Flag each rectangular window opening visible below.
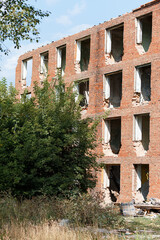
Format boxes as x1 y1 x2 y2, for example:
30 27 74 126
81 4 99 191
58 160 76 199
134 164 149 201
76 37 90 72
106 25 124 62
74 79 89 107
40 52 48 76
105 118 121 154
135 64 151 102
57 45 66 75
103 165 120 202
22 58 33 87
104 72 122 108
134 114 150 151
20 92 31 100
137 14 152 52
26 93 31 99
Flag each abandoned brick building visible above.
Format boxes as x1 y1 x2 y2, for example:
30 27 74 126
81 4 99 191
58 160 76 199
15 0 160 203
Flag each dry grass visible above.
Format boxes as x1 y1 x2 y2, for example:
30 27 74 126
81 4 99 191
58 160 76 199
2 194 159 239
0 221 120 240
0 193 124 229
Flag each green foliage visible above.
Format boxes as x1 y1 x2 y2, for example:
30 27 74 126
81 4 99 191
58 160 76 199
0 76 100 198
0 0 50 54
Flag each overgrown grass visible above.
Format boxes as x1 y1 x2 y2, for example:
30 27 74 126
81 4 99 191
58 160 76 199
0 193 124 229
125 215 160 232
0 221 125 240
1 193 160 240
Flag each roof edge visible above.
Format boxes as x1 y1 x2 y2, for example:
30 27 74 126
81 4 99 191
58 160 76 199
133 0 160 12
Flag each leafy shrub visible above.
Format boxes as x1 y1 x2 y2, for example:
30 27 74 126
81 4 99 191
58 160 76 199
0 77 100 198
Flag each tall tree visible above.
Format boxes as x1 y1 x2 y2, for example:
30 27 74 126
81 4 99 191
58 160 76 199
0 76 100 198
0 0 50 54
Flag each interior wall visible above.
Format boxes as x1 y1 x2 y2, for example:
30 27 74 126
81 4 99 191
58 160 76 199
61 47 66 73
80 38 90 71
142 15 152 52
142 114 150 151
110 72 122 107
134 164 149 202
103 165 120 203
110 118 121 154
141 65 151 101
111 26 123 62
79 80 89 107
110 165 120 199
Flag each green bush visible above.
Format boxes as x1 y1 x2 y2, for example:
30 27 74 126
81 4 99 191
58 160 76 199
0 77 100 198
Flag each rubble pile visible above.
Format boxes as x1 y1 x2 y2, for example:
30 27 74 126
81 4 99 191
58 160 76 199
121 198 160 217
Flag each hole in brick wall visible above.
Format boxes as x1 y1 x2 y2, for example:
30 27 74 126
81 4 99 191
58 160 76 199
133 64 151 105
142 114 150 151
141 65 151 102
21 92 31 100
137 14 152 53
40 52 48 77
104 71 122 108
103 165 120 203
106 25 124 63
110 119 121 154
80 38 90 71
61 47 66 74
74 79 89 108
22 58 33 88
57 45 66 75
133 164 149 203
75 37 90 72
79 80 89 107
104 118 121 155
133 114 150 156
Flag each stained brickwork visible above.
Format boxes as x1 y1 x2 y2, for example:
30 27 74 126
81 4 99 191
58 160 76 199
15 0 160 202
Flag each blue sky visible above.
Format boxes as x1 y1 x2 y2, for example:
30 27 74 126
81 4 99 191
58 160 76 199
0 0 148 85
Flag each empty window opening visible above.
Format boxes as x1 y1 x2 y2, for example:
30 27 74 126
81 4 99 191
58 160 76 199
76 37 90 72
104 72 122 108
106 25 124 62
40 52 48 77
133 164 149 203
104 118 121 155
20 92 31 101
103 165 120 203
137 14 152 52
26 93 31 99
22 58 33 87
57 45 66 75
55 83 65 100
74 79 89 108
133 64 151 105
133 114 150 156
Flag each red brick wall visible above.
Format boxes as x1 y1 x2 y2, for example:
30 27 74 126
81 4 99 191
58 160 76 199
15 0 160 202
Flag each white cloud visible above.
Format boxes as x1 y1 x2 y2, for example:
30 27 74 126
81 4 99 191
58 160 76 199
56 15 72 25
51 32 68 41
68 1 86 16
51 24 91 42
69 24 91 35
56 1 86 26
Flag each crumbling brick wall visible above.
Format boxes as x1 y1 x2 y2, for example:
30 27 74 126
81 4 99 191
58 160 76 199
15 0 160 203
